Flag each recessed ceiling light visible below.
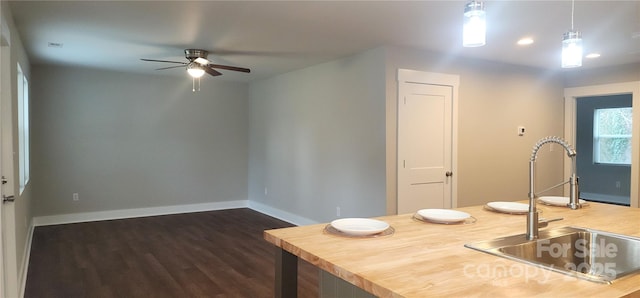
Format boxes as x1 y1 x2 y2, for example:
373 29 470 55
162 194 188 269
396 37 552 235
517 38 534 46
585 53 601 59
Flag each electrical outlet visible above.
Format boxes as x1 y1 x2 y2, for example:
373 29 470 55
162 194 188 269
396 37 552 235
73 193 79 201
517 126 525 136
264 187 268 195
336 206 341 217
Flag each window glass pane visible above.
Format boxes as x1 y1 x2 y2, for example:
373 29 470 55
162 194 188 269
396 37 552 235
24 76 29 185
594 107 632 165
595 137 632 164
17 63 30 193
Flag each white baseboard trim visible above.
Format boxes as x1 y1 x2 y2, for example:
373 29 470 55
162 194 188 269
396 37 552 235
19 222 35 298
248 201 318 226
32 200 250 226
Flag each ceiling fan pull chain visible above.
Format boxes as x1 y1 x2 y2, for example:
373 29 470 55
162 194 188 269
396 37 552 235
192 76 202 92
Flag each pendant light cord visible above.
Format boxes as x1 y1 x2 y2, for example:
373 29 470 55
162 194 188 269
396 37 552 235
571 0 575 30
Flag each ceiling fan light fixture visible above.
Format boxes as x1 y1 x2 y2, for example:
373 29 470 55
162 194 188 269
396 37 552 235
463 0 486 47
194 57 209 65
141 49 250 85
187 62 205 78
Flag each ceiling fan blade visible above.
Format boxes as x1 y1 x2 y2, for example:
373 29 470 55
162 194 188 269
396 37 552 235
141 58 186 65
155 65 185 71
208 63 251 73
203 65 222 76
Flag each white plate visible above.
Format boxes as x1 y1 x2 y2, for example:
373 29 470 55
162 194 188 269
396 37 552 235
486 201 529 214
539 196 586 206
417 209 471 223
330 218 390 236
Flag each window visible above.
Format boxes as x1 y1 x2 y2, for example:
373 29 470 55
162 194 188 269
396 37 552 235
17 63 29 193
593 107 632 165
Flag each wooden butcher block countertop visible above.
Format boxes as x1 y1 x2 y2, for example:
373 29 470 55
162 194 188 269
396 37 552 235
264 201 640 297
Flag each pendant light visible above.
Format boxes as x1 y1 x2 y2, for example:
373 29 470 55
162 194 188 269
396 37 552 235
463 0 486 47
561 0 583 68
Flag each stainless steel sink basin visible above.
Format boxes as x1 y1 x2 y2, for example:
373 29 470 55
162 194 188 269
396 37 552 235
465 226 640 283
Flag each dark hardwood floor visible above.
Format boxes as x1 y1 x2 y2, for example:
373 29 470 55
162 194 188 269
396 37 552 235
25 208 319 298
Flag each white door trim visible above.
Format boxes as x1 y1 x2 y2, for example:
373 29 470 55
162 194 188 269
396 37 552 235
397 69 459 208
564 81 640 208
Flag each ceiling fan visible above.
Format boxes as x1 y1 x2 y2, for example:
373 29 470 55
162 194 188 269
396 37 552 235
141 49 251 78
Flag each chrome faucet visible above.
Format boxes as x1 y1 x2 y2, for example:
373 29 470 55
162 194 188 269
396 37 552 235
527 136 581 240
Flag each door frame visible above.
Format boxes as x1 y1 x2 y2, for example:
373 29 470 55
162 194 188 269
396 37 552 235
564 81 640 208
396 69 459 210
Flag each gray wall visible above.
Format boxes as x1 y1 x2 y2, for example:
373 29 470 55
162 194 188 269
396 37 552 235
384 46 567 211
563 63 640 88
31 66 249 216
247 45 570 222
27 47 638 224
248 48 387 223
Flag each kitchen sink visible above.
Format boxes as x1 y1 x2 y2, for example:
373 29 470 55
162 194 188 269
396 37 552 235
465 226 640 283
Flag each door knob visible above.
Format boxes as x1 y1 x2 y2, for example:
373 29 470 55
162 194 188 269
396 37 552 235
3 195 15 203
445 171 453 177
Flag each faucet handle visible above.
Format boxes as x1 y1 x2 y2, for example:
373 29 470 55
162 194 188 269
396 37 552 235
538 217 563 228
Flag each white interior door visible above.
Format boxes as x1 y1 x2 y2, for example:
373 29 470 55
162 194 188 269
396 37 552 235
397 70 455 214
0 41 18 298
0 42 7 298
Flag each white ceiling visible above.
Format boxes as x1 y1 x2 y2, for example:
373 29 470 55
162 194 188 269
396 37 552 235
8 0 640 82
